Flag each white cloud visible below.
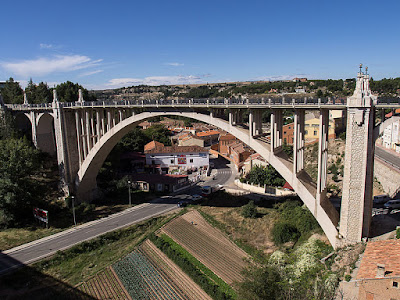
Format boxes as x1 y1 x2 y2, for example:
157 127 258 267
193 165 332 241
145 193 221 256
106 75 204 88
79 69 104 77
40 43 54 49
1 55 103 77
164 62 184 67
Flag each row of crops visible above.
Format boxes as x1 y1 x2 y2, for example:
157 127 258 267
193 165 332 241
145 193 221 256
149 232 236 300
162 217 246 284
77 267 129 299
113 248 188 300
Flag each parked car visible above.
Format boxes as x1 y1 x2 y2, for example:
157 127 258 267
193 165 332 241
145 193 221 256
190 194 203 203
373 194 390 204
177 200 189 208
384 199 400 210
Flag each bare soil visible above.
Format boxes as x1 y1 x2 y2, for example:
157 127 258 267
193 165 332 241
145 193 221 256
161 210 250 284
141 239 212 300
199 206 279 255
77 267 131 300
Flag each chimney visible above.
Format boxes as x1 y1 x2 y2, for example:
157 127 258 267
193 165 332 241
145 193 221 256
376 264 385 278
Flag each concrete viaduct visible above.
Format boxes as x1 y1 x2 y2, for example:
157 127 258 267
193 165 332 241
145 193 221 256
2 69 400 249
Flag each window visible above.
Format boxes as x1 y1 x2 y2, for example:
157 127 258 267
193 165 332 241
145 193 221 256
305 130 308 135
152 160 155 165
314 131 317 136
170 159 174 164
284 138 287 144
393 281 398 288
284 131 287 134
190 159 193 163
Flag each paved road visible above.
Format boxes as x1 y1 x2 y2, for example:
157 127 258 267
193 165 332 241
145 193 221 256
0 156 237 275
0 201 180 275
375 146 400 170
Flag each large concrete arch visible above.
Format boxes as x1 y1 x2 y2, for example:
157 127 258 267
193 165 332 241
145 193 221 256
36 113 57 156
76 110 339 247
14 113 32 138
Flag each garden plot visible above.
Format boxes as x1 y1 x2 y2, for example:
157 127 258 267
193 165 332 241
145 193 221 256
77 267 131 299
113 248 189 300
141 239 212 300
161 210 249 284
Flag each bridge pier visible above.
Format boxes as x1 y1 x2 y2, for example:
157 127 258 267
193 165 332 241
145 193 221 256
270 109 283 154
293 109 305 175
316 109 329 211
339 70 376 245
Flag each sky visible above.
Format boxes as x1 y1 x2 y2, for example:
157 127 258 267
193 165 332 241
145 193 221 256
1 0 399 90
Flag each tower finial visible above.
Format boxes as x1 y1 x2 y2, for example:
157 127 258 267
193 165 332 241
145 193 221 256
359 63 363 74
365 66 368 75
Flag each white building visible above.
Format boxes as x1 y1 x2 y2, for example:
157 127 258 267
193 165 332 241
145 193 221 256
383 119 400 153
145 145 209 174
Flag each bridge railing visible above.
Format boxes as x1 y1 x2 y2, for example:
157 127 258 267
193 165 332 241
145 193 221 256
8 96 400 110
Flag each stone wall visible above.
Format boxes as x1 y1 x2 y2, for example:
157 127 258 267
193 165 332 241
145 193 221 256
374 158 400 197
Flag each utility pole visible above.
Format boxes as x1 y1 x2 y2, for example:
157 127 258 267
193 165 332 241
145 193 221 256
71 196 76 226
128 181 131 206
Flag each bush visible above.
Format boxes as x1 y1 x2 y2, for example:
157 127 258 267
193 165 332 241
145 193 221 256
241 201 257 218
397 227 400 239
345 274 351 282
272 222 300 245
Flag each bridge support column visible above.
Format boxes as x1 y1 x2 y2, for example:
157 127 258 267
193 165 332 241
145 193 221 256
30 111 38 147
293 109 305 175
316 109 329 206
271 109 283 154
75 111 83 166
229 111 233 126
249 110 254 138
339 70 376 245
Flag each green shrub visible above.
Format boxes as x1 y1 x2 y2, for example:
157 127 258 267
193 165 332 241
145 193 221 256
241 201 257 218
272 222 300 245
396 227 400 239
345 274 351 282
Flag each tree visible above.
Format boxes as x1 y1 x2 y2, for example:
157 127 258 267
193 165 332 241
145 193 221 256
24 79 52 104
0 78 23 104
144 124 172 146
241 200 257 218
245 165 285 187
0 138 41 227
55 81 96 102
118 127 151 152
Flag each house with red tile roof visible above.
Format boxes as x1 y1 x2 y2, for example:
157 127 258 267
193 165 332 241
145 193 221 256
196 130 220 146
144 140 164 152
356 239 400 300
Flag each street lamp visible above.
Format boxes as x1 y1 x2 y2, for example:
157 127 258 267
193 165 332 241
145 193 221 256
128 180 131 206
71 196 76 226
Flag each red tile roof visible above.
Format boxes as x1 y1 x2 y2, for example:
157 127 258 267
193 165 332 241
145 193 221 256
196 130 220 137
357 240 400 279
219 133 236 141
144 140 164 151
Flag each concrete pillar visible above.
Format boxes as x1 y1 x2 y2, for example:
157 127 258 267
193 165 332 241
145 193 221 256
119 110 123 123
249 110 254 138
90 111 96 146
107 110 112 131
340 71 376 245
229 111 233 126
96 110 101 143
30 112 38 147
101 110 105 138
271 109 283 153
293 109 305 175
75 111 83 166
316 109 329 205
81 112 88 159
85 110 92 152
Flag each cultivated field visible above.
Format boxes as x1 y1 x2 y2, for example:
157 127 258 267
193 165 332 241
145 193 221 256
77 267 130 299
141 240 212 300
161 210 250 284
